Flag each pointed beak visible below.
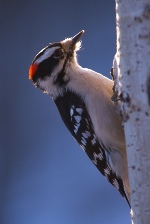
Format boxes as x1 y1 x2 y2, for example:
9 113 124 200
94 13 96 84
69 30 85 49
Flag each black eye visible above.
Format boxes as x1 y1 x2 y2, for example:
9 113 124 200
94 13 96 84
53 49 64 59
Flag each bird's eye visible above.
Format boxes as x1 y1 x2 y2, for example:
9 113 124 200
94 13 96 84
53 49 64 59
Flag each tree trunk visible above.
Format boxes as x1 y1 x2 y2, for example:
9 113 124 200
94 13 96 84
114 1 150 223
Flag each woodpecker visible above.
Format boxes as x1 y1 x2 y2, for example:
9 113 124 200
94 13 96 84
29 30 130 206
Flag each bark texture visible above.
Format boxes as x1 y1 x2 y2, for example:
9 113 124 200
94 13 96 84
115 1 150 223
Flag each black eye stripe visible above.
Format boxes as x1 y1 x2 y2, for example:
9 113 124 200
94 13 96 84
32 56 60 82
53 49 65 59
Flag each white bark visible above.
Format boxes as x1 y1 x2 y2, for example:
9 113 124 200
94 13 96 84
115 1 150 223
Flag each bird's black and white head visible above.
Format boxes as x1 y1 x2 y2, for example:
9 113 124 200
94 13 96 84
29 30 84 98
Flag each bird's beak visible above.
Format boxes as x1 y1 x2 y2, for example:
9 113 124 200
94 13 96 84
69 30 85 49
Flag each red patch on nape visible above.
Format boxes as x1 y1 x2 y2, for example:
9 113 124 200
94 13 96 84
29 63 38 79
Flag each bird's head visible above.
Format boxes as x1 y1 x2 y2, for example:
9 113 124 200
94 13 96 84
29 30 84 98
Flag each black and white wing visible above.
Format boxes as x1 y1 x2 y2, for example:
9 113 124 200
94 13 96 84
55 91 130 206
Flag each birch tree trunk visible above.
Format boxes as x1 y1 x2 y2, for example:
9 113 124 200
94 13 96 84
114 1 150 223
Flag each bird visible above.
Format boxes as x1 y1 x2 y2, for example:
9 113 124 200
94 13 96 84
29 30 130 206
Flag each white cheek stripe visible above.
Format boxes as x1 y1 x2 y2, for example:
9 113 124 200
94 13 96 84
35 46 60 64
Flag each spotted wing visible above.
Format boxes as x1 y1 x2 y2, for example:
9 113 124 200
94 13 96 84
55 91 130 206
